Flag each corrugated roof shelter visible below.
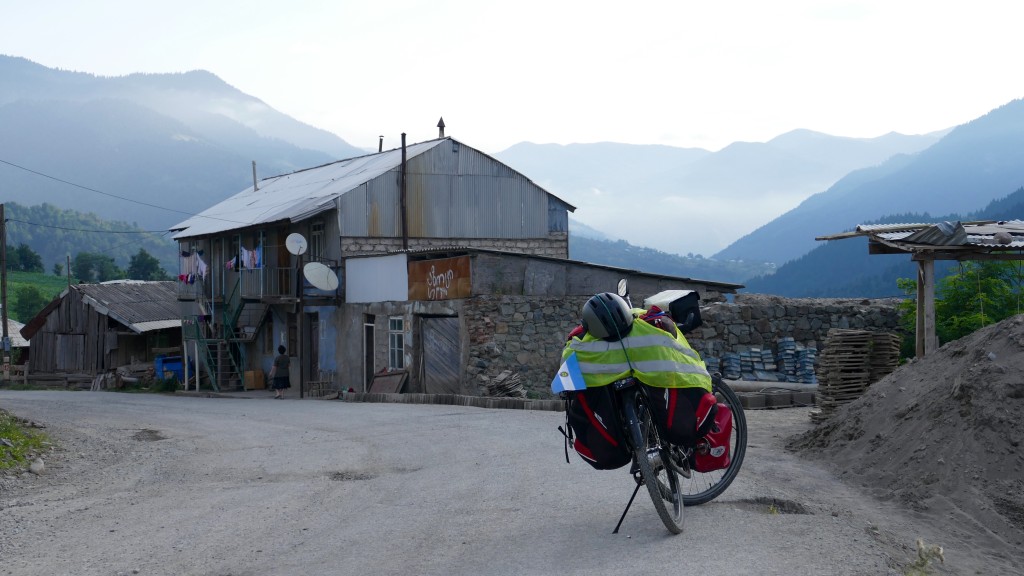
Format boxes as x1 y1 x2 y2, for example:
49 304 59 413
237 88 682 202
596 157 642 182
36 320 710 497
817 220 1024 355
21 280 182 377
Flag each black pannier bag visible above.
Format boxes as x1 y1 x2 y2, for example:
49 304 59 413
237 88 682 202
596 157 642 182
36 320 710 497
642 384 715 447
564 386 631 470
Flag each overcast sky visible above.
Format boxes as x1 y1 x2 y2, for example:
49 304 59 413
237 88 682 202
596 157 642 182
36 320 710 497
4 0 1024 154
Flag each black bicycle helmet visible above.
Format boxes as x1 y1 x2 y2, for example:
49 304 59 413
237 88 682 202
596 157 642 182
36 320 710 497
581 292 634 341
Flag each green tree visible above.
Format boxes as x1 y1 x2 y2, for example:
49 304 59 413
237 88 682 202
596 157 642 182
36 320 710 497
897 261 1024 356
5 243 44 273
12 285 51 323
126 248 170 281
52 262 64 276
72 252 124 282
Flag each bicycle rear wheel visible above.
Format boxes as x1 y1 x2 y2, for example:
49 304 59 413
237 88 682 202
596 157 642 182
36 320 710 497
680 379 747 506
633 395 684 533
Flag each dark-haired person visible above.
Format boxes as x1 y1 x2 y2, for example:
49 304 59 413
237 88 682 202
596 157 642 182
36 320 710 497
268 345 291 399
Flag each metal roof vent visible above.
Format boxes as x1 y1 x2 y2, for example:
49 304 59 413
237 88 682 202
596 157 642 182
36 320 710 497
437 117 445 138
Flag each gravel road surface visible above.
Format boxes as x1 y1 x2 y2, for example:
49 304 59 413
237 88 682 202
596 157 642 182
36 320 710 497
0 390 968 575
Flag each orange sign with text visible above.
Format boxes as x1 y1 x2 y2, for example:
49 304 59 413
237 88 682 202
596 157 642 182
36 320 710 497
408 256 471 301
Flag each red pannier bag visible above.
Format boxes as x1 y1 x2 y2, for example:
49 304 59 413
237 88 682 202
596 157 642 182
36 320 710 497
693 400 732 473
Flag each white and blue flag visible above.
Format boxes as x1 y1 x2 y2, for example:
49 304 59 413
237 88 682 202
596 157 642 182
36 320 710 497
550 352 586 393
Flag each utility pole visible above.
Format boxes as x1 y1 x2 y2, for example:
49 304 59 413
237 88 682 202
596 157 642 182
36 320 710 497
1 203 10 379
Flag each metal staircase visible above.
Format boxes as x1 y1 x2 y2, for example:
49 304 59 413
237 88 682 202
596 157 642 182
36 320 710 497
187 281 249 390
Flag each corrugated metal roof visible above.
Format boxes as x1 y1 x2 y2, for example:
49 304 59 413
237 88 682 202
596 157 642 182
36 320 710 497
170 137 574 240
131 320 182 332
821 220 1024 252
5 318 30 347
77 280 181 334
855 223 934 233
171 139 447 239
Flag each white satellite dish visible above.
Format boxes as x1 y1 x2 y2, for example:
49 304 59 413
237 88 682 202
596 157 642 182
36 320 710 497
285 233 308 255
303 262 339 291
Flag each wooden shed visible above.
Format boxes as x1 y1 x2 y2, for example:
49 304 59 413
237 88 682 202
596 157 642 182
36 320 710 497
20 280 182 377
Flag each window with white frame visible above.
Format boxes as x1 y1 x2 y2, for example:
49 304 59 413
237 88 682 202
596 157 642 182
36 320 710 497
388 316 405 370
310 220 325 262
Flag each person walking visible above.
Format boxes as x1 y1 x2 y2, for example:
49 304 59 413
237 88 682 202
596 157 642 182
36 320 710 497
268 345 291 399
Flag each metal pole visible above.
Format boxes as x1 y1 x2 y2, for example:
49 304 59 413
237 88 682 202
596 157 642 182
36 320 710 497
297 248 304 398
1 203 9 378
401 133 408 250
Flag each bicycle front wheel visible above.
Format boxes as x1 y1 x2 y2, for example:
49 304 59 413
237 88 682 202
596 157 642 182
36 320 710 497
634 395 684 534
680 379 747 506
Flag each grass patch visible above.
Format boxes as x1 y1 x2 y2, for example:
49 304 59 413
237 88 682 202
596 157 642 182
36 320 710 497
0 409 50 470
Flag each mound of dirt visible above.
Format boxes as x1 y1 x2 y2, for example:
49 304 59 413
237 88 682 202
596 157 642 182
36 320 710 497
789 314 1024 567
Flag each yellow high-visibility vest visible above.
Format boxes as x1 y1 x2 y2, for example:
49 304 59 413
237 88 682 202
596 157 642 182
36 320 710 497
563 316 711 391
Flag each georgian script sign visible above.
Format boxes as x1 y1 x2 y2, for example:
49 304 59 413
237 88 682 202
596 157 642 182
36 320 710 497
408 256 471 301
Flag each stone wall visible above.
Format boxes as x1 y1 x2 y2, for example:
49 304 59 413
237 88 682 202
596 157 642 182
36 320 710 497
341 235 569 259
687 294 905 361
462 293 906 399
462 295 585 398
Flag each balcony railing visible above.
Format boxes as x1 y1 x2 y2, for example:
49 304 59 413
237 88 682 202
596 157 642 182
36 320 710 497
240 268 297 300
176 277 207 300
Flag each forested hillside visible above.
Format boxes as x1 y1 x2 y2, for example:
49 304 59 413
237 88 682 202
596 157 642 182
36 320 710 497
3 202 177 274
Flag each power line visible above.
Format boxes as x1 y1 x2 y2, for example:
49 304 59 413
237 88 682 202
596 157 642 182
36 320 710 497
0 158 201 216
4 218 170 234
0 158 252 225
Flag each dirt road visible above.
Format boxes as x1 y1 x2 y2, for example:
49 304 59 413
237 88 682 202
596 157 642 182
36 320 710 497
0 390 981 575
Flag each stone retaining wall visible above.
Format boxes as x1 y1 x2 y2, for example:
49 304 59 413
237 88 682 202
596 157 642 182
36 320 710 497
687 294 905 362
463 294 905 399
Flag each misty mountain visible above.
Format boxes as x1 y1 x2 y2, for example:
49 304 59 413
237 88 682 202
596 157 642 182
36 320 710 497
569 235 774 285
569 218 614 241
494 130 941 258
716 98 1024 265
741 186 1024 297
0 55 363 232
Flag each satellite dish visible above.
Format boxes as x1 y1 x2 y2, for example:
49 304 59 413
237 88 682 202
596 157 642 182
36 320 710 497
303 262 339 291
285 233 308 255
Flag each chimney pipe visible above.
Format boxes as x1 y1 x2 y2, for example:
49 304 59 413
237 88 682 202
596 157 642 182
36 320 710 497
400 133 408 250
378 136 384 153
252 161 258 191
437 117 445 138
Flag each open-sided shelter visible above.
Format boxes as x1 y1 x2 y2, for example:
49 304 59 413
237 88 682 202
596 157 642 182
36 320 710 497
817 220 1024 355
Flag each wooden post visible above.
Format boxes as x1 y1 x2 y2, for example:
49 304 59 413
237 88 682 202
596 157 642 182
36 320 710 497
916 258 938 356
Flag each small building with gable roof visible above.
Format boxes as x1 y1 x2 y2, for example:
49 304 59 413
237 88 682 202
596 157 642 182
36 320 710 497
19 280 181 378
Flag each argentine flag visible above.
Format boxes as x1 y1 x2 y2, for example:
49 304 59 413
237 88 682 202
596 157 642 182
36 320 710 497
551 352 586 393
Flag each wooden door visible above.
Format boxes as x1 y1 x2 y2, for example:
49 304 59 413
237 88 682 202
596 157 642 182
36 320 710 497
422 317 460 394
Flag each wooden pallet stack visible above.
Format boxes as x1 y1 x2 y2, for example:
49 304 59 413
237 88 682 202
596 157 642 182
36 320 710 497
811 329 877 423
869 332 902 383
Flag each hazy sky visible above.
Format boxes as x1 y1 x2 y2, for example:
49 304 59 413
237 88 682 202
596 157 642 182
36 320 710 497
4 0 1024 154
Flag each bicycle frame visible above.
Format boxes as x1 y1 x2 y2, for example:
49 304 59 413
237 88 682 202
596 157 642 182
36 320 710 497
608 376 685 534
